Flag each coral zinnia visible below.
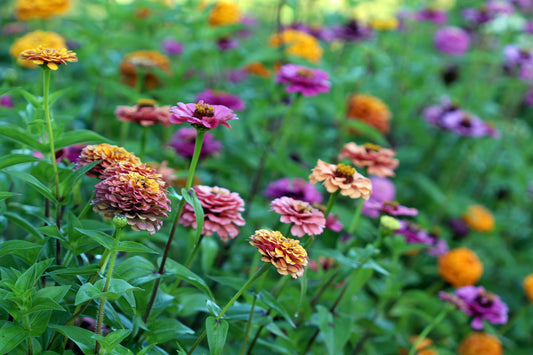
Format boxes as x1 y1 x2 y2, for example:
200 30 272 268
269 29 323 63
92 172 171 235
276 64 331 97
270 197 326 237
338 142 399 177
208 1 241 26
120 50 171 89
19 47 77 70
10 30 67 68
249 229 309 279
462 205 495 232
15 0 70 20
114 99 172 127
309 159 372 200
170 100 238 130
346 94 391 134
458 332 503 355
76 144 141 179
438 247 483 287
179 185 245 242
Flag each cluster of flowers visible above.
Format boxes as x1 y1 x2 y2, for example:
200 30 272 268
76 144 171 235
422 97 500 138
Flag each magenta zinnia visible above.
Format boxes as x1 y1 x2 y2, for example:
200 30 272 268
276 63 331 97
270 197 326 237
179 185 245 242
170 100 238 130
92 171 171 235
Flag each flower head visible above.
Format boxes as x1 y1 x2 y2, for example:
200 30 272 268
346 94 391 134
179 185 245 242
15 0 70 20
276 64 331 97
264 177 323 204
269 29 323 63
394 221 448 256
270 197 326 237
250 229 309 279
76 144 141 179
161 37 184 55
414 8 448 24
440 286 508 330
363 200 418 218
120 50 171 89
170 100 238 130
434 26 470 56
332 19 373 42
400 336 438 355
92 172 171 235
195 89 245 111
246 62 271 77
208 1 241 26
114 99 171 127
462 205 495 232
338 142 399 177
309 160 372 200
438 247 483 287
19 46 77 70
523 274 533 303
10 31 67 68
170 127 222 159
459 332 503 355
0 95 14 108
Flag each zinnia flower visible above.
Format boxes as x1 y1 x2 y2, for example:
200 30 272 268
179 185 245 242
9 30 67 68
338 142 399 177
276 64 331 97
438 247 483 287
434 26 470 56
114 99 172 127
0 95 14 108
523 274 533 303
208 1 241 26
400 336 438 355
195 89 245 111
363 200 418 218
332 19 373 42
414 8 448 24
270 197 326 237
269 29 323 63
458 332 503 355
462 205 495 232
346 94 391 134
170 100 238 130
249 229 309 279
309 159 372 200
264 177 323 204
92 172 171 235
394 221 448 257
19 47 77 70
161 37 184 55
169 127 222 159
76 144 141 179
15 0 70 20
246 62 271 77
440 286 508 330
120 50 171 90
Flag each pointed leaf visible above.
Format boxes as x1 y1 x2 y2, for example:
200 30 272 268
0 154 41 170
206 316 228 355
75 228 115 250
4 211 44 239
8 171 56 202
0 125 46 151
0 192 19 201
165 258 214 300
49 324 96 354
55 130 110 150
116 241 157 254
257 291 295 328
181 188 204 247
0 324 27 354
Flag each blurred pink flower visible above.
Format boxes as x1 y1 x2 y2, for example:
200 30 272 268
170 127 222 159
271 197 326 237
264 177 323 204
115 99 172 127
161 37 184 55
195 88 245 111
276 64 331 97
338 142 399 177
434 26 470 56
170 100 238 130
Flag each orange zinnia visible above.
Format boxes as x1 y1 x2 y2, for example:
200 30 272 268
438 247 483 287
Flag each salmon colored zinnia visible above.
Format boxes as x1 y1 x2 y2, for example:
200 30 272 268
309 159 372 200
458 332 503 355
346 93 392 134
338 142 399 177
462 205 495 232
250 229 309 279
438 247 483 287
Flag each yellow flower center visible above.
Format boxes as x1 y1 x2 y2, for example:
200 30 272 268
335 163 355 178
137 98 157 108
194 102 215 118
364 143 382 151
297 69 314 78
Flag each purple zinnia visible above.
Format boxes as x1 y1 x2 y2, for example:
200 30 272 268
440 110 499 137
276 64 331 97
395 221 448 257
170 100 238 130
0 95 13 108
434 26 470 56
170 127 222 159
264 177 323 204
362 200 418 219
362 176 396 217
161 38 184 56
414 8 448 25
332 19 373 42
440 286 509 330
195 89 245 111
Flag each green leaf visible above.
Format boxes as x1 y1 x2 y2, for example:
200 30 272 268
145 318 194 344
4 212 44 240
75 283 103 305
15 258 54 292
75 228 114 250
55 130 110 150
28 297 65 313
206 299 221 317
8 171 56 202
116 241 157 254
0 125 46 151
0 154 41 170
0 192 19 201
257 291 295 328
59 161 99 201
35 285 70 303
165 258 214 300
0 240 41 259
49 324 96 354
0 324 27 354
95 329 131 353
344 120 387 145
206 316 228 355
16 88 42 107
48 88 70 106
181 188 204 248
93 278 141 302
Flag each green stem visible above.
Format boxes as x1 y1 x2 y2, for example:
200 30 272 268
240 272 268 355
278 94 301 150
119 121 130 147
43 68 62 265
323 190 340 219
95 226 123 354
185 234 205 268
407 307 451 355
143 128 206 323
139 126 148 161
24 315 33 355
187 264 271 355
348 199 364 234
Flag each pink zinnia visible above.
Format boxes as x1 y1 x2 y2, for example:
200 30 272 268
179 185 245 242
434 26 470 56
276 64 331 97
170 100 238 130
338 142 399 177
270 197 326 237
114 99 172 127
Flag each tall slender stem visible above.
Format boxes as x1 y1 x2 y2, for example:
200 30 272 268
407 307 451 355
240 272 267 355
323 190 340 219
139 126 148 161
348 199 364 234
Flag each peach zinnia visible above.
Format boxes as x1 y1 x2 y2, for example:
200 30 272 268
438 247 483 287
270 197 326 237
250 229 309 279
19 47 77 70
309 159 372 200
76 144 141 179
338 142 399 177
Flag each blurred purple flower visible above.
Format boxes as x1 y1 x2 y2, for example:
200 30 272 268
195 89 245 111
395 220 448 257
362 176 396 217
440 286 509 330
170 127 222 159
227 68 248 83
264 177 323 204
284 22 336 42
414 8 448 25
434 26 470 56
524 87 533 107
276 64 331 97
0 95 13 108
332 19 373 42
161 38 184 56
363 200 418 218
448 217 470 239
525 20 533 34
217 37 239 50
325 214 343 232
463 1 514 25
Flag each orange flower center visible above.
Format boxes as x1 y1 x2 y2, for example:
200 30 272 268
335 163 355 178
297 68 314 78
193 102 215 118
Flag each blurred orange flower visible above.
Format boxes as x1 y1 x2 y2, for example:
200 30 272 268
462 205 494 232
10 30 67 68
120 50 171 90
346 94 391 134
269 29 323 63
458 332 502 355
208 1 241 26
15 0 70 20
438 247 483 287
523 274 533 303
